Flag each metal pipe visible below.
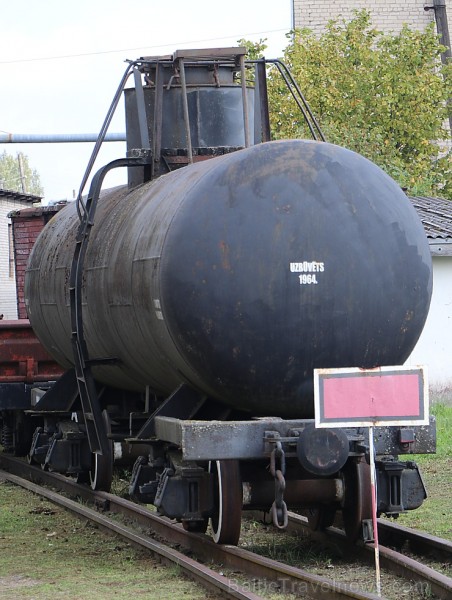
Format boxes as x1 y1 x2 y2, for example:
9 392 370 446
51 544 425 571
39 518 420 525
132 68 151 151
426 0 452 131
239 54 251 148
0 133 126 144
152 62 164 176
178 59 193 164
434 0 452 132
254 60 271 143
433 0 452 65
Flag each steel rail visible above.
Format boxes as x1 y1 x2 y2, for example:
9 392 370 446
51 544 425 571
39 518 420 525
0 468 261 600
0 456 379 600
286 511 452 563
88 494 381 600
286 511 452 600
377 518 452 558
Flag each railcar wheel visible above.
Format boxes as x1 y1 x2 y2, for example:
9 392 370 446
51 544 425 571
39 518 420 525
209 460 242 545
341 459 372 541
89 410 113 492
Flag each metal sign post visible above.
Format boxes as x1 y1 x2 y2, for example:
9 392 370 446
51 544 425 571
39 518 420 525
368 425 381 596
314 365 429 597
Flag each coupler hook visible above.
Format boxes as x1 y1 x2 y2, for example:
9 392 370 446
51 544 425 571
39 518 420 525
270 439 288 529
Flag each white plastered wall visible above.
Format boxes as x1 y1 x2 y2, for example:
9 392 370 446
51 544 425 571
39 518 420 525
406 255 452 392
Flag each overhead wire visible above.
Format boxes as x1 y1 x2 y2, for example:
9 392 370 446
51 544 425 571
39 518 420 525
0 28 287 65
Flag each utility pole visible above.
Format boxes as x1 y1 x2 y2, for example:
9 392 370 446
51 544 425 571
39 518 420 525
17 152 27 193
433 0 452 65
426 0 452 132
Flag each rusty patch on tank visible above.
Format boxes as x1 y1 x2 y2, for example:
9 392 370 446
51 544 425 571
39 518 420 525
218 240 231 270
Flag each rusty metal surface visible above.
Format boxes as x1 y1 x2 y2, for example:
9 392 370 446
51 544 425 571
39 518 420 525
153 416 302 460
0 320 63 384
152 416 436 461
242 478 343 509
370 417 437 455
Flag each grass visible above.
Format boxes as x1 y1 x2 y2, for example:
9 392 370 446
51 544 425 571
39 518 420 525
0 481 218 600
241 520 335 567
394 397 452 540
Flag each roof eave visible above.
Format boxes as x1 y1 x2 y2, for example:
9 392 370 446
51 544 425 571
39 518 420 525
429 239 452 256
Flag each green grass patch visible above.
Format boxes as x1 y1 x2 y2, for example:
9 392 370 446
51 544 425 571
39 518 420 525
393 400 452 540
0 481 216 600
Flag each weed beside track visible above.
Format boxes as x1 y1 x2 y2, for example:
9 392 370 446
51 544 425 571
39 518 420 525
0 479 218 600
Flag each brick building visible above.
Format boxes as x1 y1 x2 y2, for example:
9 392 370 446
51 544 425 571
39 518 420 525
292 0 451 35
9 204 65 319
0 190 41 319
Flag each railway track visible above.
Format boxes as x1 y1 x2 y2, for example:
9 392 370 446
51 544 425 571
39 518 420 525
1 454 451 599
286 512 452 600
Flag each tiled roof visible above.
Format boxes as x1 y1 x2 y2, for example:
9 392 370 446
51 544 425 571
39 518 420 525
410 196 452 240
0 188 42 203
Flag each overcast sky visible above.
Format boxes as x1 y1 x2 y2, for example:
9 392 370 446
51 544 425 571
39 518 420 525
0 0 292 201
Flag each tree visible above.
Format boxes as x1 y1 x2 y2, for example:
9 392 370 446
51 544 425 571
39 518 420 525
263 11 452 199
0 151 44 196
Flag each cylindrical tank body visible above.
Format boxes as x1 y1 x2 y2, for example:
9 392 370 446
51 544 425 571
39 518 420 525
25 140 432 418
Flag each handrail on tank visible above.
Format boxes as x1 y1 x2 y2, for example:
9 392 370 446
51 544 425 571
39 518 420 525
75 60 138 221
75 50 326 222
71 155 152 459
264 59 326 142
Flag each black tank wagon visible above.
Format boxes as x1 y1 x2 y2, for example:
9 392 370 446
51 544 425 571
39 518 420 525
3 48 436 545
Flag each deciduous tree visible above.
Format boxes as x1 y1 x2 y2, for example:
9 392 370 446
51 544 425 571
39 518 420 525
249 11 452 198
0 151 43 196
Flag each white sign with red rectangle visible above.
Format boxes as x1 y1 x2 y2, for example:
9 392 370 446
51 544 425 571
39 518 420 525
314 365 429 428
